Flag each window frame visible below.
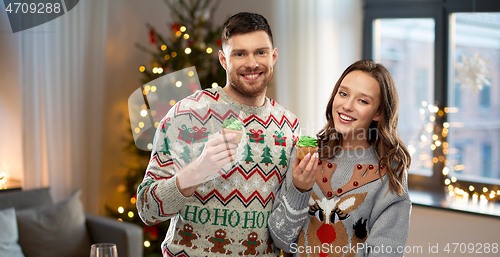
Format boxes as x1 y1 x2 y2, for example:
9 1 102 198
363 0 500 193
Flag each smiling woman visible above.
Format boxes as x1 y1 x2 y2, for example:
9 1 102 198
333 71 381 147
268 60 412 256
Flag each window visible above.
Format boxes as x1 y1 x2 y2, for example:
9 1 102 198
448 12 500 185
480 84 490 109
415 69 429 109
452 145 464 175
373 18 435 177
481 144 492 178
364 0 500 212
453 82 461 108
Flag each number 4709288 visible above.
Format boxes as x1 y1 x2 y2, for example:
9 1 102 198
443 243 498 254
5 2 61 14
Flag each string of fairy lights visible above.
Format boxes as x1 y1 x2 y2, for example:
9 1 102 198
138 25 217 80
412 101 500 205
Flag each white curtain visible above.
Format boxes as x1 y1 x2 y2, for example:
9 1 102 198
20 0 108 213
273 0 363 136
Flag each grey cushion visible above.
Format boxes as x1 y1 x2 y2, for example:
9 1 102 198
0 207 25 257
0 188 52 210
16 189 92 257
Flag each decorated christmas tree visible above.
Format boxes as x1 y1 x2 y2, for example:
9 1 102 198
136 0 226 89
106 1 226 256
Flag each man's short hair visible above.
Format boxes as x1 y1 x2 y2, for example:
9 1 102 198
221 12 273 46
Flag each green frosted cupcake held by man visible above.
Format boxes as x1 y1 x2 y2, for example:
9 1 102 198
222 117 244 143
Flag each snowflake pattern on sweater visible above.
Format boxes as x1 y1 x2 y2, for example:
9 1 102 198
136 87 300 256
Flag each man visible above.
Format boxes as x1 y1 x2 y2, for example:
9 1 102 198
137 12 300 256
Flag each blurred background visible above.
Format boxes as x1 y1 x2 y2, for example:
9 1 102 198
1 0 499 256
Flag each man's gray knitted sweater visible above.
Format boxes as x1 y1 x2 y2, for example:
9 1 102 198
136 87 301 256
268 146 411 257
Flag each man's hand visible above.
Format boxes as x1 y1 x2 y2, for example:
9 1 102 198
176 133 239 196
292 152 319 193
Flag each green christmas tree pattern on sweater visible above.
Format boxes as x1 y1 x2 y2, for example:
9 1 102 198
242 143 254 164
260 145 273 166
180 146 191 163
279 148 288 168
159 137 171 155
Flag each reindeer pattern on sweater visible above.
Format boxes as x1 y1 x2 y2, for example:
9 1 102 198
268 147 411 257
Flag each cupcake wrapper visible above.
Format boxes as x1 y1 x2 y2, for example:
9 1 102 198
296 146 318 159
222 128 243 143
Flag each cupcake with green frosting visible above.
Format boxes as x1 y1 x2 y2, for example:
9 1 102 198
296 136 318 159
222 118 244 143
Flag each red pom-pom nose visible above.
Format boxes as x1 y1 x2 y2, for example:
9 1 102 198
317 224 336 244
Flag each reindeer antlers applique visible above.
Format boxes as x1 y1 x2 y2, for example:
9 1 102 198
336 164 387 196
315 160 337 199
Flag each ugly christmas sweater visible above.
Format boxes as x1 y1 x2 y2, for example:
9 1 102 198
268 146 411 257
136 87 300 257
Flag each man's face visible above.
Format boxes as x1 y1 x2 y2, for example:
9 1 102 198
219 31 277 98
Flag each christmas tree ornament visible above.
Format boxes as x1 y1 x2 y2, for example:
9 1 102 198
149 29 156 44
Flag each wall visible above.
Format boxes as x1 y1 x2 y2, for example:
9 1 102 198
273 0 363 136
407 205 500 257
0 6 23 183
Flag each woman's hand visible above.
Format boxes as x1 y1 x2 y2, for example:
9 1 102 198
292 152 319 193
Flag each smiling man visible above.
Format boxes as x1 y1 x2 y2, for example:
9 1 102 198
136 12 301 256
219 18 277 107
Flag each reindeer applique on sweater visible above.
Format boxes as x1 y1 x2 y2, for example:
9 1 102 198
269 147 411 257
296 161 386 257
298 191 367 257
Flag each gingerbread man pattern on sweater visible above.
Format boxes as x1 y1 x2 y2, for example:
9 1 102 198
268 146 411 257
136 87 300 256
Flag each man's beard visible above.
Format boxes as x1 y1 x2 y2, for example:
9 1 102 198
227 69 272 98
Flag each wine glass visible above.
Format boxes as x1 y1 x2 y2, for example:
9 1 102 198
90 243 118 257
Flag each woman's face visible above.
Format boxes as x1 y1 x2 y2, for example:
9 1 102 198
332 70 381 141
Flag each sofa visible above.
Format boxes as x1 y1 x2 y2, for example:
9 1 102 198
0 188 143 257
